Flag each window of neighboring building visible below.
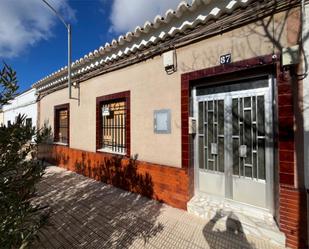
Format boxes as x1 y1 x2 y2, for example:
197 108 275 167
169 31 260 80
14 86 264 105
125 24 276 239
54 104 69 145
25 118 32 127
96 92 130 156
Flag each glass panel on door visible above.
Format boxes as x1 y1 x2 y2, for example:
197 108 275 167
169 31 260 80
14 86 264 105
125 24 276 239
197 98 225 197
196 87 271 209
231 95 266 180
198 99 224 173
231 94 268 208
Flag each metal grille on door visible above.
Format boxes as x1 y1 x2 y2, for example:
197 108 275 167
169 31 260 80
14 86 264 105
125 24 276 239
198 99 225 173
232 96 266 180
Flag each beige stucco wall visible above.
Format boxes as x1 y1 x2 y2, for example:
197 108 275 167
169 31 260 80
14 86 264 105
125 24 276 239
39 11 294 167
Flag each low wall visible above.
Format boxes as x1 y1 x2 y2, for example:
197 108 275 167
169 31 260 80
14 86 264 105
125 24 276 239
39 144 190 210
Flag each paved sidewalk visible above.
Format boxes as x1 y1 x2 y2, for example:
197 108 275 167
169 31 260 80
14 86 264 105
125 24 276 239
33 166 286 249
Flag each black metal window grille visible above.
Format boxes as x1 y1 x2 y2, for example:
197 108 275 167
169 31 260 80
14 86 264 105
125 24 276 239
101 100 126 154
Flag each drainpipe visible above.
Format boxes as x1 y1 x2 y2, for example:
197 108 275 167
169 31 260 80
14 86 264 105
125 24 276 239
301 0 309 246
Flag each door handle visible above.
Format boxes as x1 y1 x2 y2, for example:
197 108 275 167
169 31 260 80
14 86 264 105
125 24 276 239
211 143 218 155
239 145 247 158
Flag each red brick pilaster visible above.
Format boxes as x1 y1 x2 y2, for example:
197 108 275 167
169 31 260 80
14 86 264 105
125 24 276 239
181 75 192 198
279 186 307 248
277 66 308 249
277 68 295 186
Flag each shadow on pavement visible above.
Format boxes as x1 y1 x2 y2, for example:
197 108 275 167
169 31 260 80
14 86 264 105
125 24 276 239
203 209 255 249
33 166 163 248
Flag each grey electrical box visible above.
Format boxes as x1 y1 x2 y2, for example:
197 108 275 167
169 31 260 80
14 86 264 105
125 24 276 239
282 45 300 66
188 117 196 134
154 109 171 134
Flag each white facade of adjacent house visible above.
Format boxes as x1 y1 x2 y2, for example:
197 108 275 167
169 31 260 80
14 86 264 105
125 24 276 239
0 110 3 126
2 88 37 127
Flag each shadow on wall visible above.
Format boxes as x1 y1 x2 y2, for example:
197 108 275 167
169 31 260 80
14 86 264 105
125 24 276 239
38 143 155 200
74 154 154 199
34 166 164 248
203 210 255 249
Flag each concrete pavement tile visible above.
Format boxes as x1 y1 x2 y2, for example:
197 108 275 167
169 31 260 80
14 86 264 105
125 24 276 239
33 166 286 249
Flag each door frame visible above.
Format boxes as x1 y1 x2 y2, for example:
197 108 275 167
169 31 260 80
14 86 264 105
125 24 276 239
192 74 275 213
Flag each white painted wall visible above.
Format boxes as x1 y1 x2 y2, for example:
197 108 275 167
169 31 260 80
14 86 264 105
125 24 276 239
2 88 37 127
0 111 3 126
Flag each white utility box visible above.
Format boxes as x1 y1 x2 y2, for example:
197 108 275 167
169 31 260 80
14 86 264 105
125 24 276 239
163 50 176 71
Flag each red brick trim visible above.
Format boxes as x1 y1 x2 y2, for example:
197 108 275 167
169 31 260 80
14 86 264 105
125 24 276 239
181 55 278 199
181 54 277 169
54 103 70 146
180 54 307 248
96 91 130 157
39 144 189 210
276 65 296 186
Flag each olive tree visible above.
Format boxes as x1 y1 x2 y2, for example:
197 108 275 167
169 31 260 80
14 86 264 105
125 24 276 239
0 63 50 249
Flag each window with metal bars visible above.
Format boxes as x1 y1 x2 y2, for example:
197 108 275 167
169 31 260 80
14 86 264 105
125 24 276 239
101 100 126 154
54 105 69 144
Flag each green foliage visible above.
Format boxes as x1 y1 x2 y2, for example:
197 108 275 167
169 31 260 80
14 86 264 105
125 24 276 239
0 64 50 249
0 63 18 106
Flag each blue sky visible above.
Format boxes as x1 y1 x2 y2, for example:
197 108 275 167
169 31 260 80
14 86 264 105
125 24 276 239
0 0 184 92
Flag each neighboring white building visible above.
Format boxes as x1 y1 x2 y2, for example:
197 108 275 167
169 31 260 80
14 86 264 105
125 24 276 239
0 109 3 126
2 88 37 127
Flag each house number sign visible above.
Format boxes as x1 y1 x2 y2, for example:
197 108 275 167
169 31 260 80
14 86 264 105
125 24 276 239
220 53 231 65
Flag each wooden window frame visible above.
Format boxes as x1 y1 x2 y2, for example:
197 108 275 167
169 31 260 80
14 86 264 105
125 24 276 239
96 91 130 157
54 103 70 146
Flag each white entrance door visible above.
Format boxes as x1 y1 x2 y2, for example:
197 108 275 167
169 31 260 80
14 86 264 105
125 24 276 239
194 77 274 210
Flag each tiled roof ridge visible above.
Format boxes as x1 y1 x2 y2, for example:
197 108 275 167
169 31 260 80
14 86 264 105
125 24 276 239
33 0 251 90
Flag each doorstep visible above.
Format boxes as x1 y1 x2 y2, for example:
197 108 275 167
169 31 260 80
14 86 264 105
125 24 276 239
187 193 286 247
